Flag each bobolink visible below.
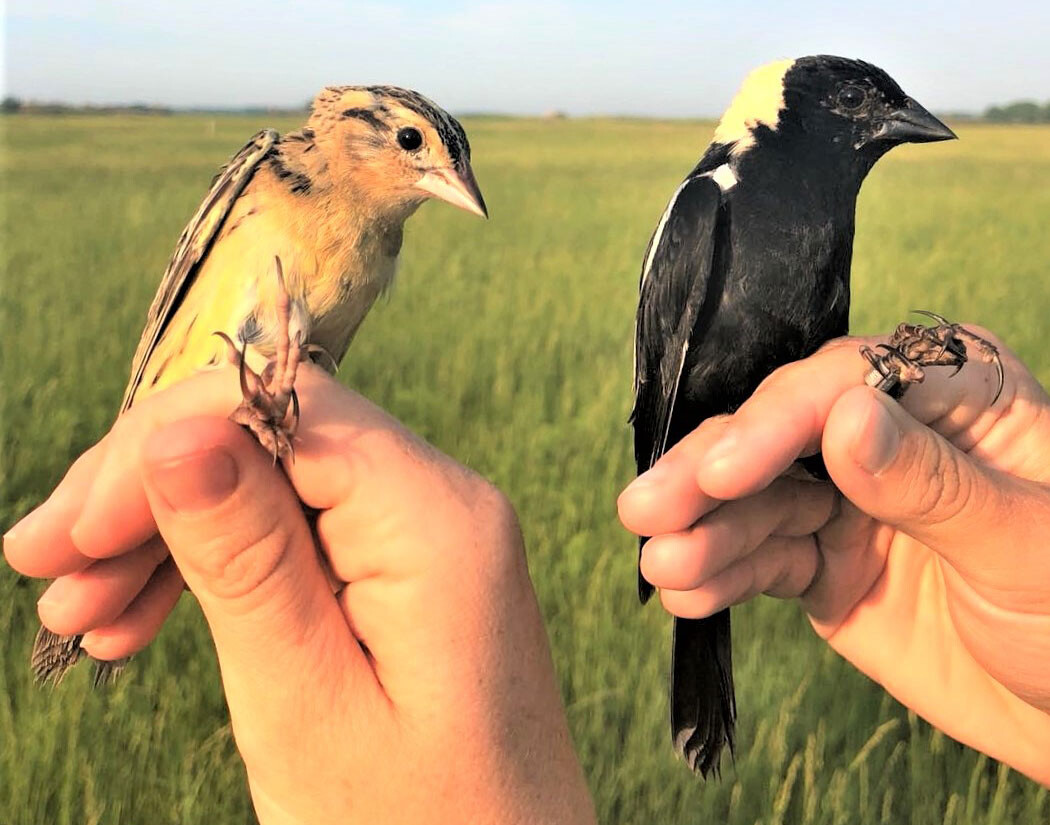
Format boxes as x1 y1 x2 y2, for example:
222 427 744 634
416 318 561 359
32 85 487 686
630 55 955 775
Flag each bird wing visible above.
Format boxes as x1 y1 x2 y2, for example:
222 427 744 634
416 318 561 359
119 129 279 413
631 174 725 473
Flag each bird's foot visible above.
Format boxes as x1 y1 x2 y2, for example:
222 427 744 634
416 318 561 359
861 310 1004 402
215 256 303 463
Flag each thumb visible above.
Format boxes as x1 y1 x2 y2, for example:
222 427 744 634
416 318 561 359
140 417 365 719
823 386 1017 567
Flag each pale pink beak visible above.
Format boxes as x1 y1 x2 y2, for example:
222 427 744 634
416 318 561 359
415 162 488 219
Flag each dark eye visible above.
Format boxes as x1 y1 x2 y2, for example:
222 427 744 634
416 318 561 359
397 127 423 151
837 85 867 110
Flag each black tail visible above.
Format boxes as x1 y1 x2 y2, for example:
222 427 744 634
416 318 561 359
671 611 736 777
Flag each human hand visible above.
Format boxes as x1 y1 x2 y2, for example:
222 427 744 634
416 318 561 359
618 329 1050 786
5 365 596 825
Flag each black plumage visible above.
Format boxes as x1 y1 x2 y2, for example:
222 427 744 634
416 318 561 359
631 55 956 775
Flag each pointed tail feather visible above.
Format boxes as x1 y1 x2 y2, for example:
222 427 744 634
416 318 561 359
671 611 736 777
31 626 86 686
31 625 129 687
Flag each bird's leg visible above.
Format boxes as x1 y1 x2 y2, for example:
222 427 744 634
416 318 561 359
220 256 305 463
861 343 926 398
861 311 1004 403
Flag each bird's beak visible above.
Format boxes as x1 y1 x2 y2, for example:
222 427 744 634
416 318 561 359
415 161 488 219
874 98 957 144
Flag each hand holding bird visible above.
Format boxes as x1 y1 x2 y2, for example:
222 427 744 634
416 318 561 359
25 84 487 686
620 329 1050 787
6 365 598 823
629 55 958 774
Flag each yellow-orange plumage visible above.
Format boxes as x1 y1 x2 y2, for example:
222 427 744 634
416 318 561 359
32 84 487 687
124 84 487 410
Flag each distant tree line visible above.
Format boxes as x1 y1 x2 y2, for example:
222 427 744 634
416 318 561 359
3 94 1049 122
983 100 1050 123
0 96 312 116
1 96 173 115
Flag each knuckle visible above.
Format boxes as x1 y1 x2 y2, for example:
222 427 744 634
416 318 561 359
817 335 853 352
460 477 526 576
903 436 973 524
192 510 296 603
473 481 524 549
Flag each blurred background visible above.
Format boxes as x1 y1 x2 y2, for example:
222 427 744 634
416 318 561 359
3 2 1049 823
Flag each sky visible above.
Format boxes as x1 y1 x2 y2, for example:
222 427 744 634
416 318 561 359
4 0 1049 117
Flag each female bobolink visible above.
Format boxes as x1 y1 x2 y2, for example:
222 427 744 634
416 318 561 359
32 85 487 686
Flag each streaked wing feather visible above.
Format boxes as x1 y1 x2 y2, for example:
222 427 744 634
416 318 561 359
631 174 724 473
120 129 279 412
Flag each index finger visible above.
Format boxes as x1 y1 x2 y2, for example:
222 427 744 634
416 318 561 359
64 367 245 558
697 328 1014 502
68 363 427 561
619 328 1014 538
4 444 106 577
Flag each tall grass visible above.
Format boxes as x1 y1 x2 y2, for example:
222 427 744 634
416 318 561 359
2 115 1048 823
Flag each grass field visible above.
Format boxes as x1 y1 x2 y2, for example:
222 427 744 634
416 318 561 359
2 113 1050 824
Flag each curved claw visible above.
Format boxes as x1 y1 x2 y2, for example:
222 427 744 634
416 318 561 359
274 255 285 289
992 355 1005 405
306 344 339 374
912 309 951 326
238 340 252 398
289 387 300 438
275 425 294 465
212 331 241 366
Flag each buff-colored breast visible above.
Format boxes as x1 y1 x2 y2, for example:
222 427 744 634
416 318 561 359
135 166 402 402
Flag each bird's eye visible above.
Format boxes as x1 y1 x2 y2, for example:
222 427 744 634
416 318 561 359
397 127 424 151
837 85 867 111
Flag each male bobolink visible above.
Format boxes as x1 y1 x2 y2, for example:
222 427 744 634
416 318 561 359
32 85 486 686
630 56 955 775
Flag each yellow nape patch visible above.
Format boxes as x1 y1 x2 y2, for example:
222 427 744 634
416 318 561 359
712 58 795 154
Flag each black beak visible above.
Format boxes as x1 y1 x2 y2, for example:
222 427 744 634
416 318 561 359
874 98 957 144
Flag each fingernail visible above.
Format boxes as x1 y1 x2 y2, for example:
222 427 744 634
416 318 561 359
625 462 670 494
4 484 72 544
148 447 239 512
850 393 901 474
3 516 28 544
37 576 74 610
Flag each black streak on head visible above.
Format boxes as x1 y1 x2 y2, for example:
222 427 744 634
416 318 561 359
269 151 313 195
365 86 471 166
341 108 390 131
284 127 317 143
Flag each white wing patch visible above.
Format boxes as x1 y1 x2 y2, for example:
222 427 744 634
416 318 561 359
656 339 692 463
640 179 690 292
709 163 738 191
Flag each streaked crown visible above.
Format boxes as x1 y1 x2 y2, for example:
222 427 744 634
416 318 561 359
310 85 471 166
